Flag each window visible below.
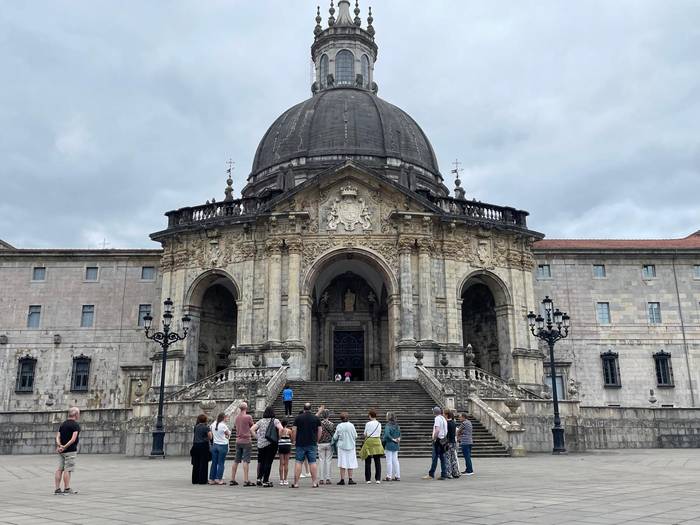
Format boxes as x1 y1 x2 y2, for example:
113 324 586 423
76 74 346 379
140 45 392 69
642 264 656 279
545 374 566 400
335 49 355 86
647 302 662 324
601 351 621 387
320 54 329 87
361 54 370 87
138 304 152 327
693 265 700 279
537 264 551 279
15 357 36 393
32 266 46 281
80 305 95 328
596 302 611 324
141 266 156 280
653 351 674 387
71 356 91 392
27 305 41 328
592 264 606 278
85 266 99 281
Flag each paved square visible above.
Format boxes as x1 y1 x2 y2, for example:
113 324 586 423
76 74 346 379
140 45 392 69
0 450 699 525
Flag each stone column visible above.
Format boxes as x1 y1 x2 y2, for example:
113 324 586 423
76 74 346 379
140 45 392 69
266 241 282 343
398 239 415 344
418 239 434 342
443 240 462 347
286 239 302 343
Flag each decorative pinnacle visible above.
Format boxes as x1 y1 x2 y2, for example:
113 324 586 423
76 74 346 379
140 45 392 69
452 159 465 200
354 0 361 26
224 159 235 202
367 6 374 36
315 5 323 35
328 0 336 26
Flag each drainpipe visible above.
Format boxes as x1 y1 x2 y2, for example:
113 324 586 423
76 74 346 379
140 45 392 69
671 252 695 407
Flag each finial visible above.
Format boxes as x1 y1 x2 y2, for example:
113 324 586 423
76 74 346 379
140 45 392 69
328 1 336 26
367 6 375 36
452 159 465 200
354 0 361 26
314 5 323 35
224 159 235 202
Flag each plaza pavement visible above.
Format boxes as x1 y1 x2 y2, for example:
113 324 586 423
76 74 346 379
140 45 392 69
0 450 699 525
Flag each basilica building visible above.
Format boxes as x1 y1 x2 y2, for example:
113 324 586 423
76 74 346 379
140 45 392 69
1 2 698 452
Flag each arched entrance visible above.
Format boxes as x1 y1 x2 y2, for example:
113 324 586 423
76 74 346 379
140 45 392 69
184 271 239 382
460 272 513 379
303 248 398 381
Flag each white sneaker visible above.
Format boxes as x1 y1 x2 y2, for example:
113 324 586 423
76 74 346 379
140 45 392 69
375 480 381 484
465 472 475 476
366 481 372 484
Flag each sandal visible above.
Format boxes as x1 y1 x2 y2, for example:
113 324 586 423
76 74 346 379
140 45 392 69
229 480 238 486
243 482 255 487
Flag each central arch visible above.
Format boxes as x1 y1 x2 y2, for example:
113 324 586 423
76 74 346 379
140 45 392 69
302 247 399 381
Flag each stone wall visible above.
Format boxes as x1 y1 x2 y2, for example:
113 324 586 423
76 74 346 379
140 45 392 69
0 408 130 454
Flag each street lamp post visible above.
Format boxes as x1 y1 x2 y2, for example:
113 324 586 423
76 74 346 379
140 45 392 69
142 298 190 458
527 296 570 454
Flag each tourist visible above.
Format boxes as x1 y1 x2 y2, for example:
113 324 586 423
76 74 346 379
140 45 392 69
344 370 352 382
317 408 336 485
382 412 401 481
251 407 284 487
191 414 212 485
458 413 474 476
230 402 255 486
360 409 384 484
445 410 461 479
423 406 448 480
291 402 321 488
282 384 293 416
209 413 230 485
277 419 292 485
334 373 342 382
333 412 357 485
54 406 80 495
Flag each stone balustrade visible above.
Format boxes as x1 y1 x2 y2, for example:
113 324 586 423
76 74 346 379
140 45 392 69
433 196 529 228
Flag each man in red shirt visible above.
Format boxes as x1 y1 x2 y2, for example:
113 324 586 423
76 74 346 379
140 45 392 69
229 402 255 486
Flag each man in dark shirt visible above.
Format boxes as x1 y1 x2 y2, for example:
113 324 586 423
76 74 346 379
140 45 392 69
291 402 322 487
55 407 81 495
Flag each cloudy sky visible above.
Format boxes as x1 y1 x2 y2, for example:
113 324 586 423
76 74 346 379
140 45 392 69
1 1 699 248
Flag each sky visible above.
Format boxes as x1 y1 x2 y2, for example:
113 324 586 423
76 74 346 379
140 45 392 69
1 0 699 249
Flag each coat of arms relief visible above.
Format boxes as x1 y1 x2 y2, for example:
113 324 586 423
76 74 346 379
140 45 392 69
326 184 373 232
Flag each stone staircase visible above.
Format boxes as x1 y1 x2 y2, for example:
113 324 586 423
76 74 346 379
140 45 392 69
258 380 508 458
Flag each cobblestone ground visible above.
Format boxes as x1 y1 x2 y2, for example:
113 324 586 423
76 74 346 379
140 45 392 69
0 450 699 525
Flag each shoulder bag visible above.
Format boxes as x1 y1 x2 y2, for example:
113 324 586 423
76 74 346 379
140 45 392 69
264 417 279 444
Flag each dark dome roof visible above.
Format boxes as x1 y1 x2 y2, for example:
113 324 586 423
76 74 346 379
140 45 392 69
251 88 440 176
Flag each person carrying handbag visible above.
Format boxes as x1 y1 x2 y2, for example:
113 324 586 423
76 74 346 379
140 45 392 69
251 407 284 487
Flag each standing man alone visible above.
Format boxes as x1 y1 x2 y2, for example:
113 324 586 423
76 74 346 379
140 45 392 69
55 407 81 495
423 406 448 480
282 384 293 416
291 402 321 488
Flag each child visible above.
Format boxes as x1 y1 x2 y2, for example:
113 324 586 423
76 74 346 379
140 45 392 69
277 419 292 485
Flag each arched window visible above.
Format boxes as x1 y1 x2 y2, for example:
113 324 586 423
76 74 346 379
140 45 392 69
320 54 329 88
361 55 370 88
335 50 355 86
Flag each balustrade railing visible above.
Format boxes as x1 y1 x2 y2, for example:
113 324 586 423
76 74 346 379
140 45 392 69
425 366 542 401
166 198 264 228
433 197 528 227
167 366 279 401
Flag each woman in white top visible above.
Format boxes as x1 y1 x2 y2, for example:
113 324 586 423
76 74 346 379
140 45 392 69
209 413 231 485
332 412 358 485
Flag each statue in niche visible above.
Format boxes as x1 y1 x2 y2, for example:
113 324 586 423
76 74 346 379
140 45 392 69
343 289 356 312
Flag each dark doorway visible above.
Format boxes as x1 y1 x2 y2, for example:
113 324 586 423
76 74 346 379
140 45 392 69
333 330 364 381
198 284 237 380
462 283 499 376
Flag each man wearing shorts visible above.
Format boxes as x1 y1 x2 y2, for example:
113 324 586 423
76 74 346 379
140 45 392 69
291 402 321 488
230 402 254 486
55 407 80 495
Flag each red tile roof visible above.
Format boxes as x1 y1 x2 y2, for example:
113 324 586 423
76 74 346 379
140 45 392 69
534 231 700 250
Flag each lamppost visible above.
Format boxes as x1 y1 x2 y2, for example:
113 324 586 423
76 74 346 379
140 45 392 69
527 296 570 454
143 298 190 458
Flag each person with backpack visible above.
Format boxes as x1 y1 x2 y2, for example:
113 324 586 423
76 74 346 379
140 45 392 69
251 406 284 487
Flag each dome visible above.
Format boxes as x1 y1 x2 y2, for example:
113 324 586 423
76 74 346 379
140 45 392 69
251 88 440 177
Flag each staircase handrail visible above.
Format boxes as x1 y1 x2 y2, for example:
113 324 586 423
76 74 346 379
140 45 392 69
416 365 455 409
264 366 289 408
425 366 542 400
166 366 279 401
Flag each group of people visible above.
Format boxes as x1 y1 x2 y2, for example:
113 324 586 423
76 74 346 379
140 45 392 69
190 396 474 488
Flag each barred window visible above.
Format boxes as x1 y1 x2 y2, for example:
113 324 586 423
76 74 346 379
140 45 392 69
596 302 611 325
71 356 91 392
601 351 621 387
15 357 36 393
653 351 674 387
81 305 95 328
320 54 329 87
647 302 662 324
335 50 355 86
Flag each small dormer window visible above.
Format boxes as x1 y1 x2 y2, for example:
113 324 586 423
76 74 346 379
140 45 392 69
361 54 370 88
320 54 329 88
335 50 355 86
